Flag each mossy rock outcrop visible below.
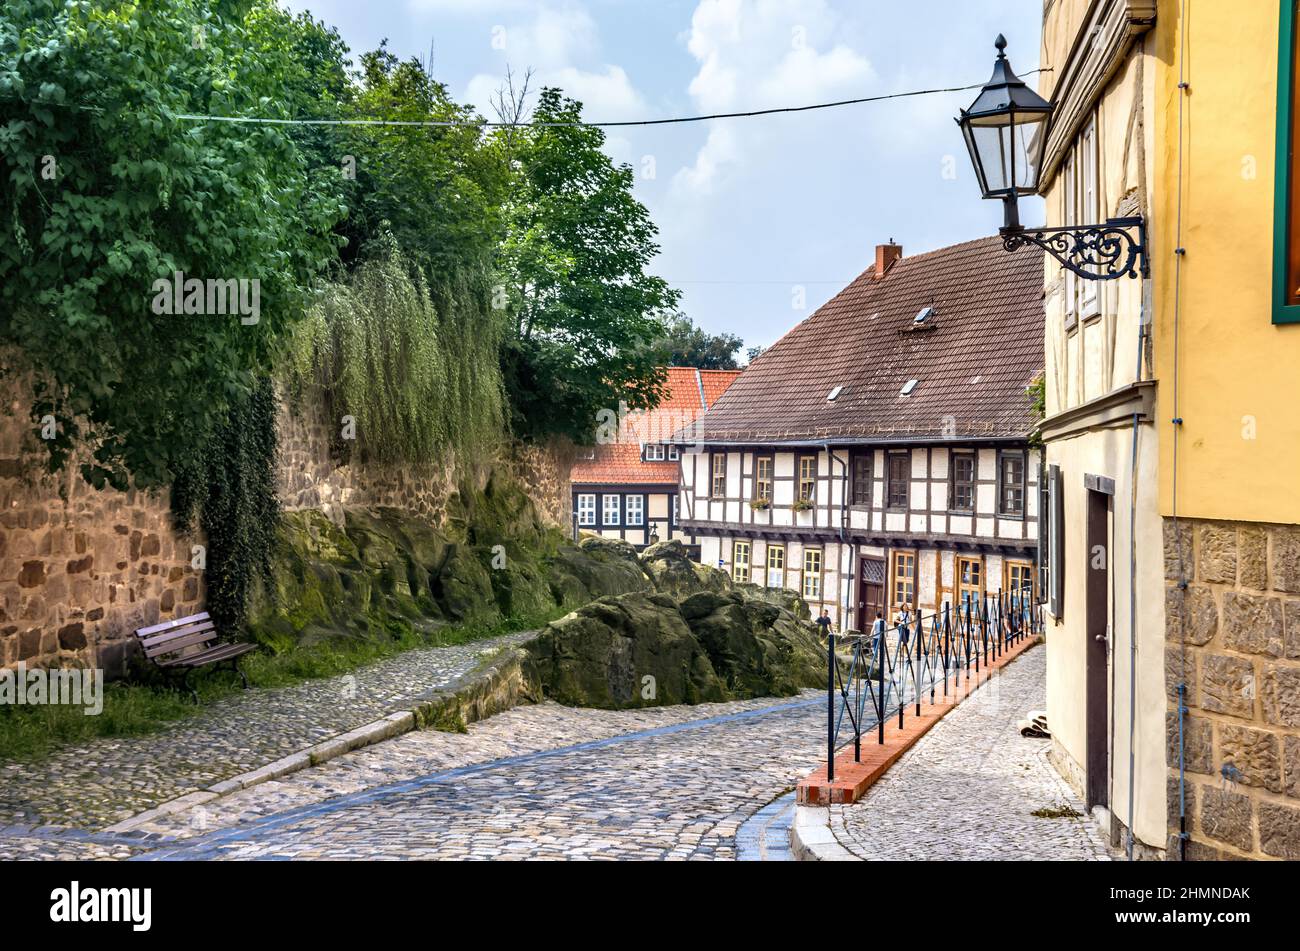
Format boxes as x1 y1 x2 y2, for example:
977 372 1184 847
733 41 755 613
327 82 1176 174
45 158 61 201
525 592 727 708
640 539 732 599
247 485 651 650
525 542 824 709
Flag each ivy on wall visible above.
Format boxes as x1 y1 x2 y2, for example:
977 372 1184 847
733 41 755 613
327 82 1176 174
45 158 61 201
171 377 281 632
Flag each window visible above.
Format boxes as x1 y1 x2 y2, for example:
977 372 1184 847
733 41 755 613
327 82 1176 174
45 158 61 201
1047 464 1065 617
802 548 822 600
626 494 644 526
1276 3 1300 323
732 541 751 583
577 494 596 526
602 494 621 526
668 445 679 461
711 453 726 498
890 551 915 611
851 452 871 506
998 451 1026 516
1079 118 1099 316
766 545 785 588
755 456 774 502
958 556 983 607
1005 560 1035 603
950 452 975 512
886 452 910 509
1063 152 1077 331
798 455 816 502
671 493 678 526
643 444 665 462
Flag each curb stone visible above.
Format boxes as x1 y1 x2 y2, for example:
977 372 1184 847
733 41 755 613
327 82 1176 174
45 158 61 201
104 641 539 834
789 806 856 861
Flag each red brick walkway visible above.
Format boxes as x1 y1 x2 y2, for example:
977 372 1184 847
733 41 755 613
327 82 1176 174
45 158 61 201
797 634 1040 805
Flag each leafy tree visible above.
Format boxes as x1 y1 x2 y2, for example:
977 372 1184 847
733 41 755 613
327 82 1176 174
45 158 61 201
339 44 506 276
494 88 678 441
0 0 346 488
651 313 743 370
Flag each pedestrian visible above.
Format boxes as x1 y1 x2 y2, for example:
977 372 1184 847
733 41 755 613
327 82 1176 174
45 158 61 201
896 602 912 646
815 608 833 639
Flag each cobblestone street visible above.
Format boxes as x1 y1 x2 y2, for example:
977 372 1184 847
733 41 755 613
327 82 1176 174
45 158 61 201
827 644 1113 861
1 692 825 860
0 631 538 829
0 641 1116 862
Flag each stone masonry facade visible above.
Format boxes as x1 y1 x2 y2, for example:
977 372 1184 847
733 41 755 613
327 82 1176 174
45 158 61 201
1 369 572 676
1164 517 1300 860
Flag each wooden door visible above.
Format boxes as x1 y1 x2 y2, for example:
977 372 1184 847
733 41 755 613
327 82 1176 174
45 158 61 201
857 557 886 632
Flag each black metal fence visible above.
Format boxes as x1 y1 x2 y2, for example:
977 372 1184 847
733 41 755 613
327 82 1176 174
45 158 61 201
825 590 1042 782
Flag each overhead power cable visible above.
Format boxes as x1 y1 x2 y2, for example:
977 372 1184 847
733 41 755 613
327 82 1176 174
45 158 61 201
170 69 1047 129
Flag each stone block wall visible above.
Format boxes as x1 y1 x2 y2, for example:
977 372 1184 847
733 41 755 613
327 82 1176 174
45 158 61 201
0 370 203 676
1 371 574 674
1163 517 1300 860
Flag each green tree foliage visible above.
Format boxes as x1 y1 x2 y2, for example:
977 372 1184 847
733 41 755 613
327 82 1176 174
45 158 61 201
496 88 679 441
0 0 347 489
338 46 505 276
286 234 505 466
650 313 743 370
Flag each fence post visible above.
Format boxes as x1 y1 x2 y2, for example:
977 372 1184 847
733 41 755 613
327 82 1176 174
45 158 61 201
827 630 835 783
877 628 886 745
942 602 951 698
914 616 922 716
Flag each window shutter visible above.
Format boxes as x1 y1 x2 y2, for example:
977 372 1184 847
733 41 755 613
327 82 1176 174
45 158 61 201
1049 464 1064 618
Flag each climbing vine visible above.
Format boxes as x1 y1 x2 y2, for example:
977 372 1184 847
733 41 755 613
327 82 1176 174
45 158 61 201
171 377 281 632
285 234 506 466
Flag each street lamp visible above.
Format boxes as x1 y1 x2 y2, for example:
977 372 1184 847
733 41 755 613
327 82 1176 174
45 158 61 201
957 35 1148 281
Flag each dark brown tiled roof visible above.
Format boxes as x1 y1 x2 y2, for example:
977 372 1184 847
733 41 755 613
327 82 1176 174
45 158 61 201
690 236 1044 444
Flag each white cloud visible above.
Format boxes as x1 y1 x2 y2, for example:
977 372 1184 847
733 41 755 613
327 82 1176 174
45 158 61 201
461 1 649 127
673 0 874 194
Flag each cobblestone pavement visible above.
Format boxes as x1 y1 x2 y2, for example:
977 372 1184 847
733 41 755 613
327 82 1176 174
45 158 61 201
829 644 1113 860
0 631 538 830
1 692 825 860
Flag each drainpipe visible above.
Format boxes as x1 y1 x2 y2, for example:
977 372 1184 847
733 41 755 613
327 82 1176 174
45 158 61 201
1125 283 1149 861
826 442 850 627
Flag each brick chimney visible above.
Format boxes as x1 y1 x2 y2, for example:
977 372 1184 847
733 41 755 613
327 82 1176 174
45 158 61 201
875 240 902 278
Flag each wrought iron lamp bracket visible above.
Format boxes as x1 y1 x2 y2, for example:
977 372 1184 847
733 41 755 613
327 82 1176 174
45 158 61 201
1000 216 1148 281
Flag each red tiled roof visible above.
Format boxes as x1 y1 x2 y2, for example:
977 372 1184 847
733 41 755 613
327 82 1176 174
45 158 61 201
572 366 741 486
687 236 1044 444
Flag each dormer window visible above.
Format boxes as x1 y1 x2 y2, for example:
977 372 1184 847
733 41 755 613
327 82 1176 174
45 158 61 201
643 444 666 462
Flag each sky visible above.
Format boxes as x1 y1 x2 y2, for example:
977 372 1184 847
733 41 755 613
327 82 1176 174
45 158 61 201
282 0 1045 353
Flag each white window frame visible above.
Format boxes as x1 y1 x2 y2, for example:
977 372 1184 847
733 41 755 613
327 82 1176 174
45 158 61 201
732 541 751 583
626 494 645 527
644 443 666 462
1079 117 1100 317
802 548 822 600
1063 152 1078 331
668 445 680 461
602 494 621 527
577 493 596 526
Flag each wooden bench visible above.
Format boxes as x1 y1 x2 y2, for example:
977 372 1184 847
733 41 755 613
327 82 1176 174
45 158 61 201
134 612 256 701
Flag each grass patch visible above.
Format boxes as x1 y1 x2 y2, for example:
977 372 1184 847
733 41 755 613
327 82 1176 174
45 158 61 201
1031 804 1083 819
0 605 568 764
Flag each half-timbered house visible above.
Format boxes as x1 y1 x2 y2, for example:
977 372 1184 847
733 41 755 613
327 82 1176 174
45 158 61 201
674 237 1044 630
572 366 739 550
